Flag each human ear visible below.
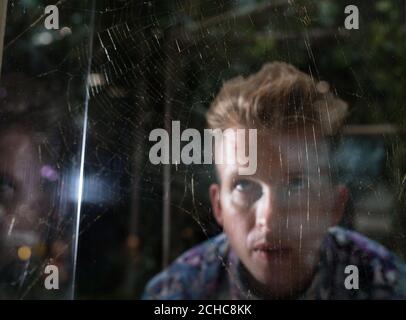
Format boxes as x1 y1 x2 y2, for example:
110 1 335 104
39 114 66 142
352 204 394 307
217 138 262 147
332 184 349 225
209 183 223 227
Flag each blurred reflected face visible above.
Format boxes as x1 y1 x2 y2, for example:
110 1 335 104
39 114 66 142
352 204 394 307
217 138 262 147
0 127 49 266
210 127 347 298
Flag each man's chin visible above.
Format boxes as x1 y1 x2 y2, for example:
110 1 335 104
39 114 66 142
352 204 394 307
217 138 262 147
249 271 310 299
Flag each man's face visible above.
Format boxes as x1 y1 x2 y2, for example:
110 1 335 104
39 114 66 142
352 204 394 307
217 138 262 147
209 127 347 298
0 128 50 267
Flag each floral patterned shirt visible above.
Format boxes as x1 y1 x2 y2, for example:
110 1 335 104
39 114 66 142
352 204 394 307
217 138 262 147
142 226 406 300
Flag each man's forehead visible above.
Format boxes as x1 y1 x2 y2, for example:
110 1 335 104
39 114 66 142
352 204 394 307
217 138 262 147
216 127 332 178
220 127 330 154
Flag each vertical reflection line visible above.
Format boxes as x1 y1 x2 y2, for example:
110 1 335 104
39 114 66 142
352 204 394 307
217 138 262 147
162 67 171 269
163 121 171 268
0 0 8 76
71 0 96 299
162 29 178 268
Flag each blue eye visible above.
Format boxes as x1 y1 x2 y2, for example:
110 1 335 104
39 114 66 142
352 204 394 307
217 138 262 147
235 179 253 190
234 179 262 199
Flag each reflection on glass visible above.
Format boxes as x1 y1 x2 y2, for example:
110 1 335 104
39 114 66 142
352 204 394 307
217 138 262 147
1 0 406 300
0 0 95 299
0 74 70 298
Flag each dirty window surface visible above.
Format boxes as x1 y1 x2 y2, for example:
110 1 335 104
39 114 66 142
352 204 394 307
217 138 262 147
1 0 406 299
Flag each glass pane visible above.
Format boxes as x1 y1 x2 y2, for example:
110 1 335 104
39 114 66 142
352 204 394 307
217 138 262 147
2 0 406 300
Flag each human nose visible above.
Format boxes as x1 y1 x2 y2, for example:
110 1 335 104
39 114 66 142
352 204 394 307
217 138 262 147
255 186 280 230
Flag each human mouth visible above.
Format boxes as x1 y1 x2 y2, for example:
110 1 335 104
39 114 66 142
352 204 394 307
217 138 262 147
252 244 292 261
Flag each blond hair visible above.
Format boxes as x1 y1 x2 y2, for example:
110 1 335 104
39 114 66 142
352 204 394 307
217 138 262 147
206 62 348 135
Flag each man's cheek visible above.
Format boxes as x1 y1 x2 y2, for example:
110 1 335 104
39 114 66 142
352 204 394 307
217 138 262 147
279 213 330 242
224 216 250 245
223 198 250 221
229 193 254 210
224 216 245 237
